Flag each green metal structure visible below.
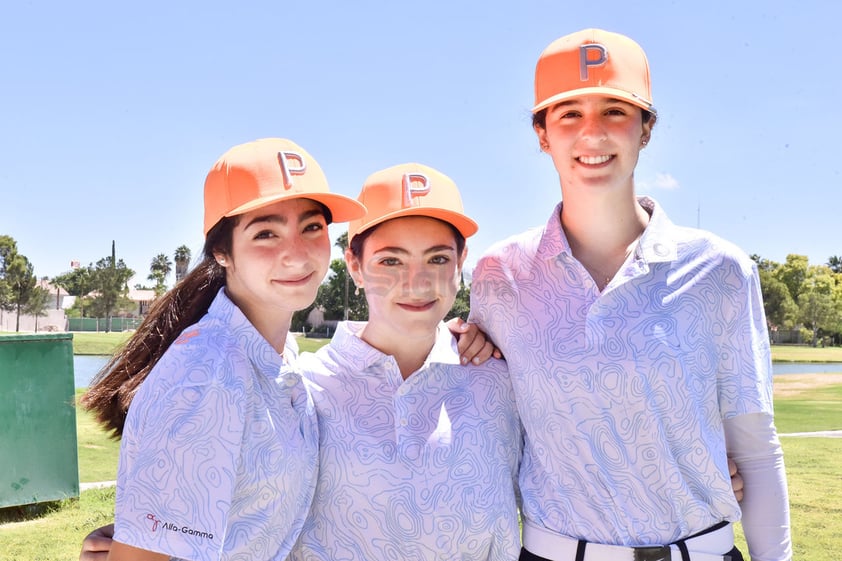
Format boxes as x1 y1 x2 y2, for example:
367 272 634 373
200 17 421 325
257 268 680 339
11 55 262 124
0 333 79 507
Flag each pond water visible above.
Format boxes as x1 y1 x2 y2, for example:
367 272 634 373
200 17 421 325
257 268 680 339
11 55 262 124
73 356 842 389
771 362 842 376
74 355 109 388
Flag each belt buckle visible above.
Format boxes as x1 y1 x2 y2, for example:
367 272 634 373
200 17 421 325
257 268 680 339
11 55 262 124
632 545 671 561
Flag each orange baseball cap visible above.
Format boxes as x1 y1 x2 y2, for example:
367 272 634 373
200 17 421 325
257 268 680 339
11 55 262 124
203 138 366 235
348 163 478 241
532 28 655 114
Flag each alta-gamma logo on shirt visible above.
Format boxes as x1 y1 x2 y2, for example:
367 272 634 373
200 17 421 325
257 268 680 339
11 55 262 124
146 513 215 540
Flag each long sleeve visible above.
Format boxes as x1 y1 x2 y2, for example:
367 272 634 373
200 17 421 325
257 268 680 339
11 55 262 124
724 412 792 561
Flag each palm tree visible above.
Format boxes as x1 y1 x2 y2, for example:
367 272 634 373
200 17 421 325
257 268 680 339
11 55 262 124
148 253 173 297
174 245 192 283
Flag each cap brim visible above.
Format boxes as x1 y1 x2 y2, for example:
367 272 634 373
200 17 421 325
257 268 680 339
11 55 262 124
350 207 478 240
226 192 367 224
532 86 656 114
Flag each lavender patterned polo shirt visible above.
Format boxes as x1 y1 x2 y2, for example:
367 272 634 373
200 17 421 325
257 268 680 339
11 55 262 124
471 197 774 545
290 321 523 561
114 288 318 561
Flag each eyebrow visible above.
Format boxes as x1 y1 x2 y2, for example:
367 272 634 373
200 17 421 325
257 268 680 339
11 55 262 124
371 244 456 255
243 208 324 229
553 97 632 109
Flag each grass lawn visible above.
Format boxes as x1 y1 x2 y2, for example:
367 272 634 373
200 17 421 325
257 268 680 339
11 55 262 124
771 344 842 363
39 330 842 364
732 436 842 559
731 374 842 559
70 331 132 355
773 377 842 433
296 337 330 353
66 331 327 356
0 487 115 561
75 390 120 483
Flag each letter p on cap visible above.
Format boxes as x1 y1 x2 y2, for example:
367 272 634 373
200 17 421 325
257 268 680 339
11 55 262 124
402 172 431 207
278 150 307 189
579 43 608 81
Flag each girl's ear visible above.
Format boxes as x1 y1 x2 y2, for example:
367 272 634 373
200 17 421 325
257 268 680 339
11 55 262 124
534 124 550 152
344 248 363 287
213 251 229 267
642 113 656 139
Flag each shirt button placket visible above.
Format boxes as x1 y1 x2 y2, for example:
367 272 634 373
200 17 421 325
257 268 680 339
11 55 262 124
395 377 410 430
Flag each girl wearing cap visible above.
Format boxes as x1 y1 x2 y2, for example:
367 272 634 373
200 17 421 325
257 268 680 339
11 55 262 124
78 143 495 561
289 164 522 561
471 29 791 560
80 138 367 561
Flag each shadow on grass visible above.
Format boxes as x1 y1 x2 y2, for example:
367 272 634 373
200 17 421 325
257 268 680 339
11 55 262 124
0 499 69 524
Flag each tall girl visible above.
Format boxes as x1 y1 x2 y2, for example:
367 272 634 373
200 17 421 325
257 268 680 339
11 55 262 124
471 29 791 561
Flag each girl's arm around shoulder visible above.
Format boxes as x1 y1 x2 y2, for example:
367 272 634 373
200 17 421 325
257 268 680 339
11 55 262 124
447 317 502 365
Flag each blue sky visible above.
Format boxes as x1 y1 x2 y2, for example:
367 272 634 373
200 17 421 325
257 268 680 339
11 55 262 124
2 1 839 285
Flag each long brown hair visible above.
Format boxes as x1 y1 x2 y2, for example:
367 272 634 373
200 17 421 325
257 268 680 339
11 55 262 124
80 217 236 438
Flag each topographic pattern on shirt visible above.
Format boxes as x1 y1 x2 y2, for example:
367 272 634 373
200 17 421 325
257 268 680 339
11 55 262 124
290 322 523 561
470 199 773 546
114 288 318 561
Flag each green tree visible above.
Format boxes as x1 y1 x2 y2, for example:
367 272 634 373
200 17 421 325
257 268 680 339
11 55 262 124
4 252 38 332
174 245 192 283
797 265 840 347
89 241 135 332
775 254 809 302
86 288 136 322
0 235 18 319
833 272 842 345
0 235 17 268
318 257 369 321
750 254 777 273
445 273 471 322
828 255 842 274
291 302 317 332
758 267 798 330
52 266 94 317
23 284 51 332
0 236 43 332
148 253 173 296
313 233 368 322
0 280 9 322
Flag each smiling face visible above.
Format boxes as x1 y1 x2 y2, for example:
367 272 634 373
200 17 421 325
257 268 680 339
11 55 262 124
535 94 653 194
346 216 466 349
215 198 331 337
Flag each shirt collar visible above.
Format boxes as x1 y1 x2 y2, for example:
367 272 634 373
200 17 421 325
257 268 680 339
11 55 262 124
635 197 678 264
536 196 678 265
329 321 386 372
207 287 290 374
330 321 461 373
426 323 462 367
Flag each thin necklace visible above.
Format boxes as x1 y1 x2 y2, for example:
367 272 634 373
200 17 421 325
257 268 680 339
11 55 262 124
596 237 640 290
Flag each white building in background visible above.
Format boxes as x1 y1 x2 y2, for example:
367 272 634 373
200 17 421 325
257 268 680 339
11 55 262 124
0 279 68 333
0 280 156 333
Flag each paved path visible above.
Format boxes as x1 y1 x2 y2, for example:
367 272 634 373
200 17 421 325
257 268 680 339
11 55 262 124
780 430 842 438
80 480 115 491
